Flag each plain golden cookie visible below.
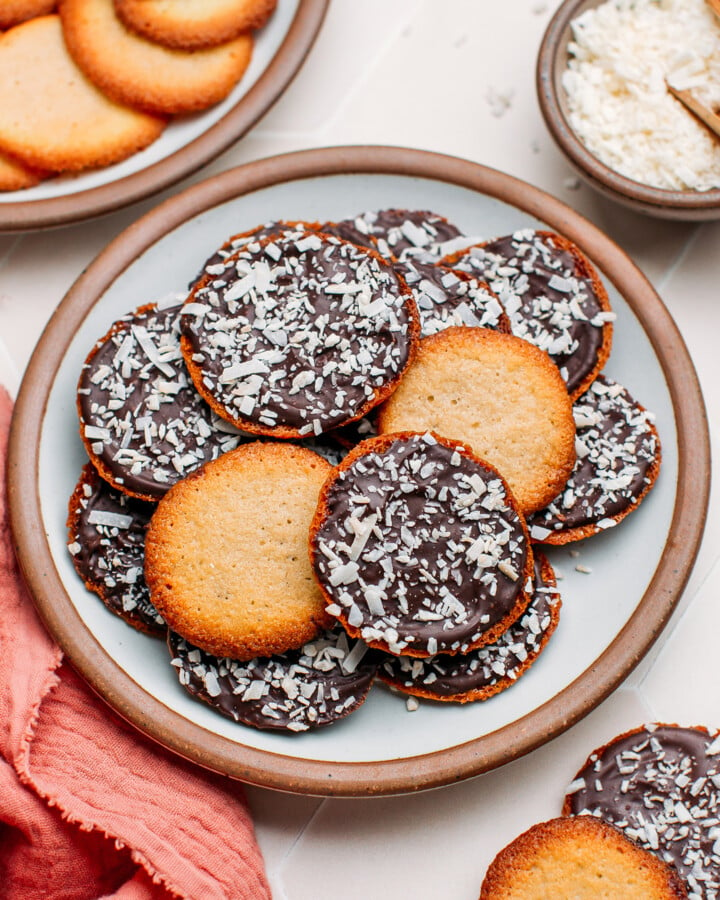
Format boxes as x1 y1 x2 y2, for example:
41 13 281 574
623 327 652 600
59 0 254 115
377 327 576 516
144 441 334 661
0 149 48 191
480 816 688 899
0 0 55 29
0 15 166 172
114 0 276 50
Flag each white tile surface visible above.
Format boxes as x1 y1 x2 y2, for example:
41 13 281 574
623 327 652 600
1 1 717 896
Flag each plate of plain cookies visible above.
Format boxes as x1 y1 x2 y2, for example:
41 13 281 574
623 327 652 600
7 146 709 795
0 0 328 231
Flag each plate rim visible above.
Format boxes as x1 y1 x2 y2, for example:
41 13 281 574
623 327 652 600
7 145 710 796
0 0 329 233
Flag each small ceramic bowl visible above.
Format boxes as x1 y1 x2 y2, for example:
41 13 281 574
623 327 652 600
537 0 720 221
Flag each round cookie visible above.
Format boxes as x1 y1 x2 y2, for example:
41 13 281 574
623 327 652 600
114 0 276 50
67 464 164 636
191 220 317 288
377 327 577 516
0 15 166 172
346 208 465 264
528 376 661 544
379 550 560 703
0 0 55 29
443 229 615 399
0 149 48 191
564 724 720 896
144 441 333 661
59 0 254 116
168 627 378 733
396 260 511 337
77 298 245 501
310 431 534 658
480 816 688 899
181 231 420 438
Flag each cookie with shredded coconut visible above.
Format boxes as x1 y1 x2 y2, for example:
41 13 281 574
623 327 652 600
310 431 533 659
564 724 720 897
377 327 577 516
77 298 245 501
67 463 165 635
396 259 511 337
528 375 661 545
442 229 614 398
339 208 468 264
379 550 560 703
180 230 420 438
168 627 379 732
480 815 688 899
190 219 318 287
145 441 334 660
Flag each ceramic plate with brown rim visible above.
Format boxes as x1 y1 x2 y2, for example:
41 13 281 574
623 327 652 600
7 146 708 796
0 0 328 233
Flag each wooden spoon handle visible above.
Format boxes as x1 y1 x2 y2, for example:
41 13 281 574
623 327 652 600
707 0 720 18
666 83 720 141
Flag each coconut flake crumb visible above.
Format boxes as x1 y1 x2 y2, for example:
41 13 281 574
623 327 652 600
562 0 720 191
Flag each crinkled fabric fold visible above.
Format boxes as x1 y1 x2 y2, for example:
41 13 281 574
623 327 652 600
0 386 271 900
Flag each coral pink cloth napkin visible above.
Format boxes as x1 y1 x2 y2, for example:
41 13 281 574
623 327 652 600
0 386 271 900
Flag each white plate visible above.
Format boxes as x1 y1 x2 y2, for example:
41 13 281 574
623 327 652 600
8 147 708 795
0 0 327 231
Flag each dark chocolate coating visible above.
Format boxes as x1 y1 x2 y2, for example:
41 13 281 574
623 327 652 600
193 221 312 284
67 464 164 635
380 552 560 699
566 725 720 893
181 232 417 435
528 376 660 540
395 260 509 337
449 229 613 394
78 301 244 499
168 629 379 732
351 208 463 262
312 433 530 656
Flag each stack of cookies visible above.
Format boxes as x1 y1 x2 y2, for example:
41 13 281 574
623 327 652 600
0 0 275 191
67 209 661 733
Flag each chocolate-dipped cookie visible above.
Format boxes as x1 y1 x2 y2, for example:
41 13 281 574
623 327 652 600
168 627 379 733
181 231 420 438
443 229 615 398
379 550 560 702
564 724 720 896
192 220 316 286
345 208 465 263
396 260 511 337
67 463 164 635
77 298 244 501
310 431 533 658
528 376 661 544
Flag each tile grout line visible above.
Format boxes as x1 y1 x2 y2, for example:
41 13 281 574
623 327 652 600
653 222 704 294
272 798 328 894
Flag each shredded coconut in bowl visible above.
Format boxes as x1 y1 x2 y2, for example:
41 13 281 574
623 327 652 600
562 0 720 191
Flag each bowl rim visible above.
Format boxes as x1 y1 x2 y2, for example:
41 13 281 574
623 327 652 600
536 0 720 215
7 144 711 796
